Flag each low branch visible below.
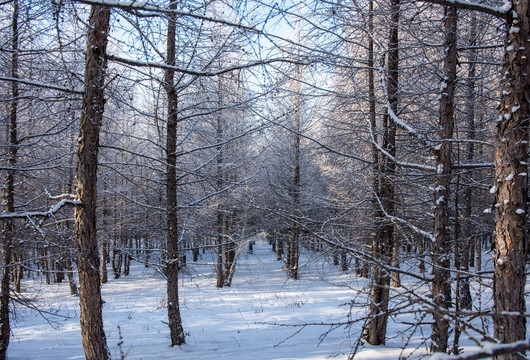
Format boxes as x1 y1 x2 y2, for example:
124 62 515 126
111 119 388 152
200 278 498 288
0 76 83 95
430 340 530 360
0 198 81 219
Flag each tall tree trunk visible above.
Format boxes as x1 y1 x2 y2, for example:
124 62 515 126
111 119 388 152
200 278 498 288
215 75 225 288
493 2 529 359
459 15 477 311
288 49 302 281
366 0 399 345
0 1 19 357
164 0 185 346
364 0 378 282
431 5 457 354
74 5 111 360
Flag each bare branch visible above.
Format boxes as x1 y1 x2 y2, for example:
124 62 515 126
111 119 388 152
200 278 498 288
0 76 83 95
107 54 309 77
419 0 510 18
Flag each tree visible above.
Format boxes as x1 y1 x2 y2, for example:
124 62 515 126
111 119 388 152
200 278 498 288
492 2 529 358
366 0 399 345
431 5 457 354
0 1 19 358
74 5 111 359
163 0 186 346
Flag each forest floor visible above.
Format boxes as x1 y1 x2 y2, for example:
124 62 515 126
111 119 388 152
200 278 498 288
7 236 516 359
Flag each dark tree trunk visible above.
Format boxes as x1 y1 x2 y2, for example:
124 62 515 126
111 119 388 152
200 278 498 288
0 2 19 357
493 2 529 359
164 0 185 346
72 4 112 358
431 6 457 354
74 6 111 360
366 0 399 346
459 15 477 312
288 60 302 281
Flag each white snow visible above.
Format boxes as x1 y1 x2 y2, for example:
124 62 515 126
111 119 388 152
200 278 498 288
505 174 515 181
490 185 498 194
7 240 366 359
516 208 526 214
8 237 530 359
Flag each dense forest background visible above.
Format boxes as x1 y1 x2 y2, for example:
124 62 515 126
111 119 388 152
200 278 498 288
0 0 528 359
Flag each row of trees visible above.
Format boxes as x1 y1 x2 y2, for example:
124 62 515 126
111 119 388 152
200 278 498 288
0 0 528 359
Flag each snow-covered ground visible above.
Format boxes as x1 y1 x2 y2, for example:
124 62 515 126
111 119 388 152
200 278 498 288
6 237 510 359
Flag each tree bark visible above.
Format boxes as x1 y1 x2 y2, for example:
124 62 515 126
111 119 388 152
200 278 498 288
459 15 478 311
164 0 185 346
0 1 19 357
493 2 529 359
431 5 457 354
288 45 302 281
215 75 225 288
74 5 111 360
366 0 399 345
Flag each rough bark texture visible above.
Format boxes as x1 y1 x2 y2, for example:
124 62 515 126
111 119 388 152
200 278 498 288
459 15 477 312
431 5 457 354
164 0 185 346
366 0 399 345
493 2 529 359
74 6 111 360
0 2 19 357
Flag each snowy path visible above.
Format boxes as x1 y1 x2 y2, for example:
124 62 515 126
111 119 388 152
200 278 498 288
9 239 364 359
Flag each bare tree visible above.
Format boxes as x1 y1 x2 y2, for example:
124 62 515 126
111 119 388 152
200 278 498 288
431 5 458 354
0 1 19 358
365 0 399 345
164 0 185 346
492 2 529 359
74 5 111 359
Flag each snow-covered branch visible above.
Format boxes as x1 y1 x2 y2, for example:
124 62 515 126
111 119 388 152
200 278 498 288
0 198 81 219
430 340 530 360
373 189 436 242
379 66 436 152
419 0 510 19
74 0 258 31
